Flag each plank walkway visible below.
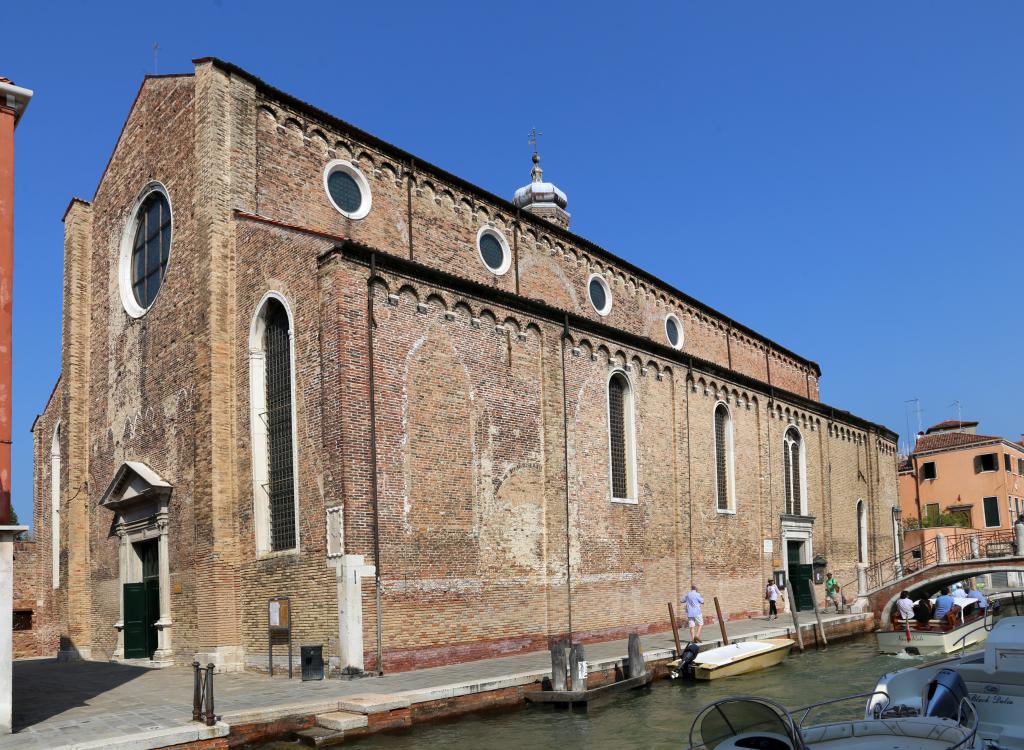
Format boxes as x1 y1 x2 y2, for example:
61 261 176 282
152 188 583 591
3 610 866 750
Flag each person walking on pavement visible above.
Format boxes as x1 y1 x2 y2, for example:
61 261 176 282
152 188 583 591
683 585 705 643
765 579 780 620
824 572 841 613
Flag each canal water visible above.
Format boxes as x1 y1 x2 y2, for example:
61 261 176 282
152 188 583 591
260 636 921 749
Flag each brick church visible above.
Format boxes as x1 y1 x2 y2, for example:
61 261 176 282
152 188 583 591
27 58 899 673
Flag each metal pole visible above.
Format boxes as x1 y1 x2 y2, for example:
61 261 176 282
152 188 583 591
713 596 730 645
268 624 273 677
288 626 293 680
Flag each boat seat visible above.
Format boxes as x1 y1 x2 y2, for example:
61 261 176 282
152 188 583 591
801 719 967 745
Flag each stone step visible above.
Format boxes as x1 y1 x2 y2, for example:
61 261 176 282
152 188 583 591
294 725 346 747
316 710 369 731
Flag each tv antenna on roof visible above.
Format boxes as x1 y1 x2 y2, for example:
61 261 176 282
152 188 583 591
153 42 160 75
949 400 962 428
528 127 542 155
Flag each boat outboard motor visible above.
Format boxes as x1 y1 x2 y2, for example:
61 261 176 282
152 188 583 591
671 642 702 679
922 669 969 721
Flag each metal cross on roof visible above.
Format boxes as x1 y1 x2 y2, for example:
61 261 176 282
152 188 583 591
528 127 543 155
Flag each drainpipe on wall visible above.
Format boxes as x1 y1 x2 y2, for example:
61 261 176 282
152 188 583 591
560 315 573 645
366 252 384 674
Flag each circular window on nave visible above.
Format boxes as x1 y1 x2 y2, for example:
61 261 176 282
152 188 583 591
665 313 683 349
588 273 612 316
118 182 173 318
477 227 511 275
323 160 372 220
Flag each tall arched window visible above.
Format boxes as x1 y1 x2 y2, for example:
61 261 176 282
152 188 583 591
607 372 636 501
50 424 61 589
250 294 299 554
783 427 804 515
857 499 867 564
714 403 735 511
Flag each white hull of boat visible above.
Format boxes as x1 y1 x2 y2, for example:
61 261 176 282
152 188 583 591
877 617 989 655
692 638 794 680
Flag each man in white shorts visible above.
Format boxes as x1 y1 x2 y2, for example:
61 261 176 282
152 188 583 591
683 584 705 643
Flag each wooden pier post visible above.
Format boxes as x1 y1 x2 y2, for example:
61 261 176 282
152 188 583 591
627 633 645 679
668 603 683 656
808 583 828 649
714 596 730 645
787 584 805 652
550 645 567 691
569 643 587 692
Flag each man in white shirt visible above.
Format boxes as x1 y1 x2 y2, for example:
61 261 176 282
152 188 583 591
896 590 915 621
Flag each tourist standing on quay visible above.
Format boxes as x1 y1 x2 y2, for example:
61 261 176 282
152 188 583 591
825 572 841 613
684 585 705 643
765 579 780 620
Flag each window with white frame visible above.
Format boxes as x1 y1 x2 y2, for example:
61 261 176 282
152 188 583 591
324 160 372 220
783 426 805 515
714 403 735 512
250 294 300 554
607 372 637 501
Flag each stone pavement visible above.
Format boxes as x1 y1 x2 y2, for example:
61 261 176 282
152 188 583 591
3 610 864 750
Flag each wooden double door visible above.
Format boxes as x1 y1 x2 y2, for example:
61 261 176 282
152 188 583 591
787 540 814 612
123 539 160 659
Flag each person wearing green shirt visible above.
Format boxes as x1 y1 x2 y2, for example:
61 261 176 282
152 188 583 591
824 573 841 613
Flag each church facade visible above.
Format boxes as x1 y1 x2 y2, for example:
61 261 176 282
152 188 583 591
30 58 899 673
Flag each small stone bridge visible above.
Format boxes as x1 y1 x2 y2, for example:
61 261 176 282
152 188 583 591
843 527 1024 623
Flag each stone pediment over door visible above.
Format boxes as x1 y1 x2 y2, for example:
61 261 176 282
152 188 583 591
100 461 173 522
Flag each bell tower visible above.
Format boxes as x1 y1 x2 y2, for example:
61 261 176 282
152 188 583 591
513 129 570 230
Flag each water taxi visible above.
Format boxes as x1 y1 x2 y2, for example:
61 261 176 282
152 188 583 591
878 596 988 656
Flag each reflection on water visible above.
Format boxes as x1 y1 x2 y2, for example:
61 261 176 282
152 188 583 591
258 636 919 750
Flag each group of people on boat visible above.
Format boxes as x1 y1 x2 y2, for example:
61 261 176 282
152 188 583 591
893 580 989 631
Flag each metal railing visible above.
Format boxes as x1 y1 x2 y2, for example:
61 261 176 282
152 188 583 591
192 661 217 727
840 529 1016 601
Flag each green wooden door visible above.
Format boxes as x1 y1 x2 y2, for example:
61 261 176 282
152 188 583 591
145 579 159 658
787 541 814 611
123 583 148 659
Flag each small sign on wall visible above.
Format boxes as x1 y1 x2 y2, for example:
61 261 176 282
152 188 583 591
763 539 774 556
269 597 290 630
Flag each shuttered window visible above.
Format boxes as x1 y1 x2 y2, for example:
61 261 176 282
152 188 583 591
714 404 732 511
608 374 629 499
983 496 1000 528
265 300 296 551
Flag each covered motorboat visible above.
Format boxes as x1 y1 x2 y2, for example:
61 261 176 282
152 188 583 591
878 595 989 656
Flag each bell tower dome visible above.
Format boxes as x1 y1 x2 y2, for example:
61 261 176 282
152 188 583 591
513 142 570 230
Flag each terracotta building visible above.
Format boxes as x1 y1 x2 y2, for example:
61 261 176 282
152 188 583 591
30 58 899 674
898 420 1024 532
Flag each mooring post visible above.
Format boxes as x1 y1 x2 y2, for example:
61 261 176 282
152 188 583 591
627 633 644 679
204 663 215 726
550 645 567 691
787 584 805 652
569 643 587 692
713 596 730 645
667 603 683 657
807 583 828 649
191 661 201 722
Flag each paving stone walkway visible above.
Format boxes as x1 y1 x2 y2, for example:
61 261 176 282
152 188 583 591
3 610 863 750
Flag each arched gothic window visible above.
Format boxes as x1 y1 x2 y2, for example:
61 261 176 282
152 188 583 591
783 427 804 515
607 372 636 501
857 499 867 564
250 295 299 554
714 403 735 511
50 424 61 589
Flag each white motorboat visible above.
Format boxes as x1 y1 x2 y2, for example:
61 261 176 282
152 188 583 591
668 639 794 680
878 596 989 656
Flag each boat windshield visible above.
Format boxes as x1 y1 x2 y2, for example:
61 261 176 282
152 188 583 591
689 697 799 749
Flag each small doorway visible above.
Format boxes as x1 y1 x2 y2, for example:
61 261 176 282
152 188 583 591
123 539 160 659
787 540 814 612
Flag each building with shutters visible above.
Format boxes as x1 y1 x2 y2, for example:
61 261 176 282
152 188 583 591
898 420 1024 534
30 58 900 674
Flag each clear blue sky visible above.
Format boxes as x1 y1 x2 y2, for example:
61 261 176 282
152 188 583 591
5 2 1023 527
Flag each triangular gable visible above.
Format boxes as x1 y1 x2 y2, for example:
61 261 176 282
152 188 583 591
100 461 172 511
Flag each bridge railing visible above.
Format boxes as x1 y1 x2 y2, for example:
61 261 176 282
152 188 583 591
840 529 1016 601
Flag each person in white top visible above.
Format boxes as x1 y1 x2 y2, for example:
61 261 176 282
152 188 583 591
765 579 781 620
896 590 915 621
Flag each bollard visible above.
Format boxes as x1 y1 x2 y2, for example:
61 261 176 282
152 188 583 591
550 645 567 691
970 535 980 560
937 533 947 564
627 633 644 679
192 661 201 722
205 664 215 726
